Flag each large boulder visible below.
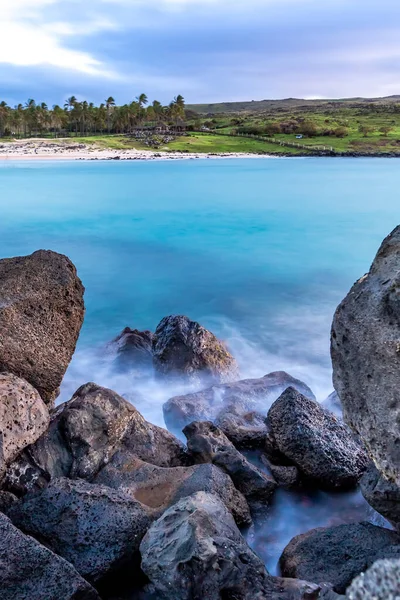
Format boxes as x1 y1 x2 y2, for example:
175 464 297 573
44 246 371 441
140 492 321 600
9 477 151 584
5 383 186 495
280 522 400 594
346 558 400 599
152 315 239 385
331 225 400 484
266 387 369 490
94 453 251 526
183 421 277 502
110 327 154 374
0 250 85 403
360 463 400 530
0 512 100 600
0 373 49 479
164 370 315 447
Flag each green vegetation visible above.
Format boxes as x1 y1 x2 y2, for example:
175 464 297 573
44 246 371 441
166 132 308 154
2 94 400 155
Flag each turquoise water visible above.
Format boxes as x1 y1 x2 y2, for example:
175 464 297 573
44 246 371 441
0 157 399 418
0 157 395 572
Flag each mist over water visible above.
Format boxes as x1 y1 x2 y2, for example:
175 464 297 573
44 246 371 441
0 157 398 570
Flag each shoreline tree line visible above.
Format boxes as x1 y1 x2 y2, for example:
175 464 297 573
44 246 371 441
0 94 187 138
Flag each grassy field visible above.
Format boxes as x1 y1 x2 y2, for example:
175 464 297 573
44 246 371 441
185 97 400 155
165 132 308 154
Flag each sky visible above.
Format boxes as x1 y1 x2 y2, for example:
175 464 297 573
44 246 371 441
1 0 400 106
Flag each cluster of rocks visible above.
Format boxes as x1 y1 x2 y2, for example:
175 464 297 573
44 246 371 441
2 232 400 599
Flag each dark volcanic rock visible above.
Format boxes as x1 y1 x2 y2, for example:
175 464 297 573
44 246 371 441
346 558 400 599
331 225 400 484
0 490 18 513
110 327 154 373
261 456 302 489
266 387 369 490
5 383 186 495
140 491 320 600
94 453 251 526
360 463 400 530
0 250 85 403
164 370 315 447
183 421 277 502
0 372 49 479
152 315 239 385
280 522 400 594
9 477 151 584
0 512 100 600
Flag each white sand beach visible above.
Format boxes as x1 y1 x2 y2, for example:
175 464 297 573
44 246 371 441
0 139 270 161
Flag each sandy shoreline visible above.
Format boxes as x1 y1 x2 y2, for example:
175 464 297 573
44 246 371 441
0 140 273 162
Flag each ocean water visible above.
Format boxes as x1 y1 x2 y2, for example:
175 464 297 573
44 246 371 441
0 157 396 571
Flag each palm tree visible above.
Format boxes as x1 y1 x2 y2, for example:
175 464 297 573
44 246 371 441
136 93 148 109
64 96 77 136
105 96 115 134
0 101 9 137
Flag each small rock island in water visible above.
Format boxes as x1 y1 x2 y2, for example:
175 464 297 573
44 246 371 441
1 229 400 599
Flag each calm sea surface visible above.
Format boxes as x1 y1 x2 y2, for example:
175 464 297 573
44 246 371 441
0 157 397 570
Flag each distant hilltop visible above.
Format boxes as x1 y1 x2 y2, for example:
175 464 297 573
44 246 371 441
186 95 400 114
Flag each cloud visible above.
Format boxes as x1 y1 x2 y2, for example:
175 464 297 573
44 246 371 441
0 0 118 77
1 0 400 104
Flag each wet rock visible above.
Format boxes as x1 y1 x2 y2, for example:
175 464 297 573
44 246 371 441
164 370 315 447
140 491 320 600
94 453 251 526
0 512 100 600
331 225 400 484
110 327 154 373
280 522 400 594
5 383 186 495
9 477 151 584
183 421 277 502
266 387 369 490
0 372 49 478
360 463 400 530
153 315 239 385
346 558 400 599
0 250 85 403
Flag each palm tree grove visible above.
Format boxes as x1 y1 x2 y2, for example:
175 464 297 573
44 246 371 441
0 94 187 138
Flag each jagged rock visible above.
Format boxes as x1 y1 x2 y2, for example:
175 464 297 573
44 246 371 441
183 421 277 502
0 373 49 478
280 522 400 594
164 370 315 447
266 387 369 490
0 250 85 403
360 463 400 530
346 558 400 599
94 453 251 526
5 383 186 495
9 477 151 584
331 226 400 484
140 492 321 600
152 315 239 385
110 327 154 373
0 512 100 600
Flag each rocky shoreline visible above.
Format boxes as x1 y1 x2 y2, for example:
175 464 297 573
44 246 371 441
1 232 400 599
